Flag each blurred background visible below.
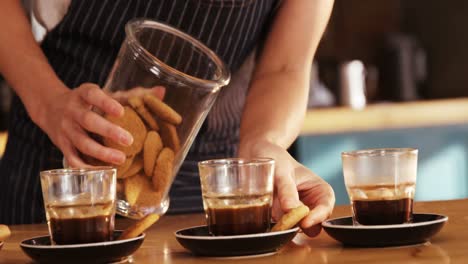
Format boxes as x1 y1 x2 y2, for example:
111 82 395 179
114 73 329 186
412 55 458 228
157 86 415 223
1 0 468 204
299 0 468 205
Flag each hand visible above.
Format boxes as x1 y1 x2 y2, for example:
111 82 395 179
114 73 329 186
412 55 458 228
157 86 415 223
112 86 166 104
239 140 335 237
35 83 134 167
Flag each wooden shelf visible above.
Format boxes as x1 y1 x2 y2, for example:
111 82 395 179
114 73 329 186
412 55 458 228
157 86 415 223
301 98 468 135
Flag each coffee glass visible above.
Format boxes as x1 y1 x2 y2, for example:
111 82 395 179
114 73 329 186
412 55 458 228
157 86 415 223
198 158 275 236
40 167 117 245
342 148 418 225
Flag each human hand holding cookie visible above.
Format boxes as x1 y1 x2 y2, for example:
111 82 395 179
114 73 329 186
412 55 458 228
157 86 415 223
271 205 310 232
239 140 335 237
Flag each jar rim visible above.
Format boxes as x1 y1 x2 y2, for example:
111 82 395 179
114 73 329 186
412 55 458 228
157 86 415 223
125 19 230 91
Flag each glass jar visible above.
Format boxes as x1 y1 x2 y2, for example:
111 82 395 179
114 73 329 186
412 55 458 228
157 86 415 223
100 19 230 219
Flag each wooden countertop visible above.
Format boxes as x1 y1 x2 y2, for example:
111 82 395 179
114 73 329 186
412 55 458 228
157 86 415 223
0 199 464 263
301 98 468 135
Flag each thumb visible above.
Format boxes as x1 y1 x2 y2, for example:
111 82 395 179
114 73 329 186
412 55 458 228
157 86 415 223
275 166 301 212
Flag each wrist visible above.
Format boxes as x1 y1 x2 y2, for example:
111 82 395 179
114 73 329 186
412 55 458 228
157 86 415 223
238 136 276 158
25 80 68 128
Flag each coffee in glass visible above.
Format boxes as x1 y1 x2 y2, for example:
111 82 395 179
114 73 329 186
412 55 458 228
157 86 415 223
40 167 116 244
198 158 274 236
342 148 418 225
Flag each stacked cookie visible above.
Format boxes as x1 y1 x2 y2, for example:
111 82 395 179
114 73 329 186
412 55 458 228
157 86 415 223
95 94 182 214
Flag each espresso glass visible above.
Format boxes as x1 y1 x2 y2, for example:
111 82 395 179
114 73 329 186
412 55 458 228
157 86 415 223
40 167 117 245
100 19 230 219
342 148 418 225
198 158 275 236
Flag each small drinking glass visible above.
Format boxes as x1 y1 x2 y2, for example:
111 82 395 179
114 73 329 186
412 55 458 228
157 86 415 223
198 158 275 236
342 148 418 225
40 167 117 244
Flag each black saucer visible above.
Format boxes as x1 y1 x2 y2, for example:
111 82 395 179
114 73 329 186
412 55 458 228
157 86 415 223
322 213 448 247
175 225 299 257
20 230 144 264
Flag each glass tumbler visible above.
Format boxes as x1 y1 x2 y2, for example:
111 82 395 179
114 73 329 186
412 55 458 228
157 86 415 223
101 19 230 219
198 158 275 236
40 167 116 245
342 148 418 225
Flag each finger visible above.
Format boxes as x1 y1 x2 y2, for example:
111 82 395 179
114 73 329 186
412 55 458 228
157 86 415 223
59 137 88 168
76 109 133 146
79 83 124 117
302 223 322 237
66 124 126 165
111 86 165 104
150 86 166 99
271 196 283 221
275 167 301 211
300 204 332 237
111 87 147 103
301 204 332 228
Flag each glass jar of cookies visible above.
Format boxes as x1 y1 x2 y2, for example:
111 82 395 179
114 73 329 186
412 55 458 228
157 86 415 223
92 19 230 219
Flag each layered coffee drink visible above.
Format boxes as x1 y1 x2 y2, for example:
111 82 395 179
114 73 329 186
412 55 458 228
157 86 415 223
203 193 271 236
347 182 415 225
47 202 115 244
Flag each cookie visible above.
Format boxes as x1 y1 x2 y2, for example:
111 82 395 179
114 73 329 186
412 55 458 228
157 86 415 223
152 148 175 192
159 121 181 153
103 106 147 156
118 213 160 240
271 205 310 232
135 185 163 208
124 173 147 206
0 224 10 241
143 131 163 177
128 96 159 131
117 155 134 178
120 155 143 179
143 94 182 125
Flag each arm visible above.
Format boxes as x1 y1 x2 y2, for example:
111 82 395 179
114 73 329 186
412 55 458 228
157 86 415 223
0 0 131 166
238 0 335 236
240 0 333 149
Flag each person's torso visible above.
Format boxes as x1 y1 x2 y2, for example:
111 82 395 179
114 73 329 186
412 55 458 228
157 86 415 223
38 0 279 87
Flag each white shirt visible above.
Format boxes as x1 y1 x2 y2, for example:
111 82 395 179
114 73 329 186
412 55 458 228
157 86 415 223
30 0 71 42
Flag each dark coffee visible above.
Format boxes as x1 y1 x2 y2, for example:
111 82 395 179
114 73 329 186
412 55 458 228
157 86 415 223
207 203 270 236
50 215 113 244
353 198 413 225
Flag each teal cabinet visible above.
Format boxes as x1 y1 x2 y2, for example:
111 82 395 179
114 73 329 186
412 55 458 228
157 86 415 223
296 124 468 205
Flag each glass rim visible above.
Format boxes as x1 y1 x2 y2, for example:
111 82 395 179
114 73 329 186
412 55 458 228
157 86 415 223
40 167 116 177
125 19 230 91
198 158 275 168
341 148 418 157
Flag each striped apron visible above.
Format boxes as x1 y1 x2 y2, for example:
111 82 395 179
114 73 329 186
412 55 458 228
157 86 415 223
0 0 279 224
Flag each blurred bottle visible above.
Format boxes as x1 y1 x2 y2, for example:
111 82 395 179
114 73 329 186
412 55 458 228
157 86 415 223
339 60 367 109
378 33 427 101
